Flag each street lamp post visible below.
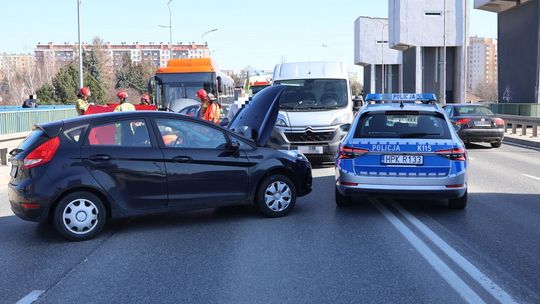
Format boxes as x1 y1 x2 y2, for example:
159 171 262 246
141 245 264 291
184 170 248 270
374 19 388 94
201 28 219 43
159 1 173 59
442 0 447 104
77 0 83 89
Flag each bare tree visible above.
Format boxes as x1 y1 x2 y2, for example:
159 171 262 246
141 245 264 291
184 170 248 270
474 82 498 102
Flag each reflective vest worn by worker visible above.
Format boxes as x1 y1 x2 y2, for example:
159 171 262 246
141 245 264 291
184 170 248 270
204 102 221 124
114 102 136 112
76 98 89 115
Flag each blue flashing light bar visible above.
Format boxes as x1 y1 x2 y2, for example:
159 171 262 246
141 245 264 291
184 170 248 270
366 93 437 102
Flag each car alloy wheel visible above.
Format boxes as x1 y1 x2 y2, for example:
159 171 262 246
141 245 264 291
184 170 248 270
63 199 99 235
264 181 292 212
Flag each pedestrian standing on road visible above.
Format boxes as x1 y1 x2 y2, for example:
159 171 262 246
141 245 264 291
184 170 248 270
203 93 221 125
76 87 91 115
196 89 210 119
140 93 151 105
22 95 38 108
114 91 136 112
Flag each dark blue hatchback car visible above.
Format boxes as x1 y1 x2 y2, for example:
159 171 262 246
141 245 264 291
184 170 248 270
8 86 312 241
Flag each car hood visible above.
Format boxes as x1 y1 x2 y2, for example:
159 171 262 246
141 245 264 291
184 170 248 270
228 85 286 146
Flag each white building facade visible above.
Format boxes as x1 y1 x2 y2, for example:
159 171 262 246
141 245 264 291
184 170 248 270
467 36 498 91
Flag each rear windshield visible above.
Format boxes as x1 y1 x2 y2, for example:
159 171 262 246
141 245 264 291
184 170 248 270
455 106 494 116
354 112 452 139
17 129 46 151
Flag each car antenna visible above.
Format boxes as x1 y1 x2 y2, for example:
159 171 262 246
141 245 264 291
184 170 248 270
400 101 404 109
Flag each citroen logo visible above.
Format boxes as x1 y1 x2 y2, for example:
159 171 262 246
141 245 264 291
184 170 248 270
305 127 313 132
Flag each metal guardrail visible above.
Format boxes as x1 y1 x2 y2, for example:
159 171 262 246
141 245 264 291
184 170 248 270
497 114 540 137
488 103 540 117
0 132 29 165
0 107 77 135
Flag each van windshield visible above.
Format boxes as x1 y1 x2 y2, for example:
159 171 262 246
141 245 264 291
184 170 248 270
274 79 348 111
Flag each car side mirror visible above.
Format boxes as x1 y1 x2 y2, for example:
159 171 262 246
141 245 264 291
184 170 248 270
217 76 223 93
352 97 362 112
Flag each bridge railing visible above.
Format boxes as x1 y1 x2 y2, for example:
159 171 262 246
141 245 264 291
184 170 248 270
0 107 77 136
497 114 540 137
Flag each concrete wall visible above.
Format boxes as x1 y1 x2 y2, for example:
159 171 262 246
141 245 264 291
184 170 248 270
389 0 466 50
354 17 402 66
402 47 417 92
363 64 401 94
498 0 540 103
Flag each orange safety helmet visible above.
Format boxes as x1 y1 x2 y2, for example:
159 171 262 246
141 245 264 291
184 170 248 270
117 91 129 99
79 87 91 97
140 93 150 102
196 89 208 100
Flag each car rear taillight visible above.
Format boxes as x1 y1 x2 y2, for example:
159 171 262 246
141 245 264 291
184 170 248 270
23 136 60 169
454 118 471 126
338 146 369 159
493 118 505 127
436 147 467 161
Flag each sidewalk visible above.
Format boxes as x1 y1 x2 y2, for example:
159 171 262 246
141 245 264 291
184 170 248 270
503 127 540 148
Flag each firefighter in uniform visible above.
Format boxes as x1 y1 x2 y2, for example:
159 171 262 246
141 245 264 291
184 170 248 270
76 87 91 115
114 91 136 112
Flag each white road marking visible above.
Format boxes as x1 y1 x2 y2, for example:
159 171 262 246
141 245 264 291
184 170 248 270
391 201 518 304
371 199 486 304
522 174 540 182
16 290 44 304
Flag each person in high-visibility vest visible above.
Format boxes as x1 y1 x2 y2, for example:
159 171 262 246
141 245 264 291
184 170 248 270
196 89 210 119
203 93 221 124
76 87 91 115
114 91 136 112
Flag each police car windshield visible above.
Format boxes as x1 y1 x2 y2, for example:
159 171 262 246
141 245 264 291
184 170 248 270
274 79 348 110
354 112 451 139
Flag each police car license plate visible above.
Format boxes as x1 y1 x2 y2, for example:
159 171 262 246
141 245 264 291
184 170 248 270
382 155 423 165
298 146 323 154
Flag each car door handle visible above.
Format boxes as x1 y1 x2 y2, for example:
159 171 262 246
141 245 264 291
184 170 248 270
89 155 111 161
172 156 192 163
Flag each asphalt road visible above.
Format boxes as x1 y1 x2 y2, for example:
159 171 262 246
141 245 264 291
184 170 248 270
0 142 539 304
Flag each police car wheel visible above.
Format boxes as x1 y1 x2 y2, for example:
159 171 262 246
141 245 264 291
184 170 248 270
335 187 353 207
448 191 467 210
53 191 107 241
256 174 296 217
491 141 502 148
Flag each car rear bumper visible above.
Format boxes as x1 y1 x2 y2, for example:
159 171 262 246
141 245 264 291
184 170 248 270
336 183 467 199
8 182 50 223
458 128 504 142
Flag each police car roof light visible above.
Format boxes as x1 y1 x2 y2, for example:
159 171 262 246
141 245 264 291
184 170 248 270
365 93 438 105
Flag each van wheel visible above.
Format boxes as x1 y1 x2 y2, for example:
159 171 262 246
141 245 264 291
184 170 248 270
256 175 296 217
53 192 106 241
448 191 467 210
335 187 353 206
491 141 502 148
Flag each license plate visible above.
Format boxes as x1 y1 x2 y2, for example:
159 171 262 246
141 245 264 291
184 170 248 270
474 121 491 127
382 155 423 165
298 145 323 154
10 165 18 178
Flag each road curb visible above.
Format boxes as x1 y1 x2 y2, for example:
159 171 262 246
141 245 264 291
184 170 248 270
503 136 540 149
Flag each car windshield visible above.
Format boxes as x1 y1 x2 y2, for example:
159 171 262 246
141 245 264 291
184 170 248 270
354 112 452 139
455 106 494 116
158 72 215 109
274 79 348 110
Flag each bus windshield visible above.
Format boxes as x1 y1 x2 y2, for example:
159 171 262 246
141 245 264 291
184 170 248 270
157 72 216 109
273 79 348 111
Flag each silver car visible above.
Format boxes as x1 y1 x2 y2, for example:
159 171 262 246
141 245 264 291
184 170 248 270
335 94 468 209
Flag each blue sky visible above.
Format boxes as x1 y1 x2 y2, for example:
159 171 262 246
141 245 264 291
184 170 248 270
0 0 496 73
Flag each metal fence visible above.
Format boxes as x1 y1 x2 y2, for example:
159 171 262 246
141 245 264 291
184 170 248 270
488 103 540 117
0 107 77 135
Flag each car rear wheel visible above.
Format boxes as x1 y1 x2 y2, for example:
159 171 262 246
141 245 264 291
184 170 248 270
335 187 353 206
53 192 106 241
491 141 502 148
448 191 467 210
256 174 296 217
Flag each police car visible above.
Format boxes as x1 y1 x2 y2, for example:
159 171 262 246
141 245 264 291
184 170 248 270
335 93 468 209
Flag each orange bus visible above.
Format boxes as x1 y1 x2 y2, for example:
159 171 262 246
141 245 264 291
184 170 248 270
148 58 235 112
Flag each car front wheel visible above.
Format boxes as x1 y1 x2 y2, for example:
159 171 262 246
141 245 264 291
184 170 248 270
256 174 296 217
53 191 107 241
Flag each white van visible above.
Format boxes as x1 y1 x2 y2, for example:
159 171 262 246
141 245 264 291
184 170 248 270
271 61 354 162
